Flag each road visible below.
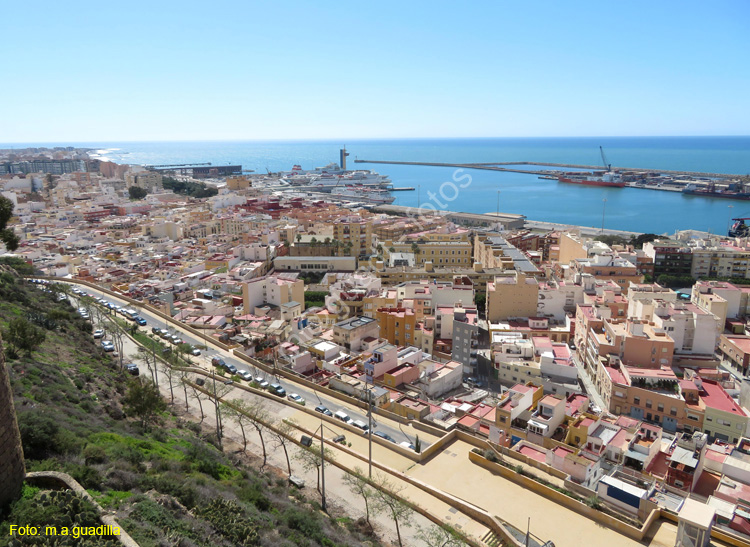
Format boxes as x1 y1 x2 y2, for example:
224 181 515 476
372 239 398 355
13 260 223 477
67 285 432 451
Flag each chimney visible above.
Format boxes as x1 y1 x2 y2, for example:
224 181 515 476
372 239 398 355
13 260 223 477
473 262 483 272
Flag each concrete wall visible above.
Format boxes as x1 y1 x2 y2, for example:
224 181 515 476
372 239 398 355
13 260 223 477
0 333 25 509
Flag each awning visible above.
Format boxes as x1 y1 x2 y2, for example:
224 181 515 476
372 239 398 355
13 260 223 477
625 449 648 462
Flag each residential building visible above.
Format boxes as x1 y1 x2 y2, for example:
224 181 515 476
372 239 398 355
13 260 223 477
242 273 304 314
643 240 693 278
486 272 539 322
332 316 380 352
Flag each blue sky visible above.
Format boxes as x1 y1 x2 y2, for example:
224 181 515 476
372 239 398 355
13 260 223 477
2 1 748 142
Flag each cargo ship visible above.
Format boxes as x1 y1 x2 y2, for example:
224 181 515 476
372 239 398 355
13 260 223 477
557 171 626 188
682 183 750 200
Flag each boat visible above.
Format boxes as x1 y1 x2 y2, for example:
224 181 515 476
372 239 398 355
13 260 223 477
682 182 750 200
557 171 626 188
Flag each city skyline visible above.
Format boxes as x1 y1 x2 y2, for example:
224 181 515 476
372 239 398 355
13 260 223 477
2 1 749 142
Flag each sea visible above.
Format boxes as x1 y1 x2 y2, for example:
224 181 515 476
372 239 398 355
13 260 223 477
8 137 750 235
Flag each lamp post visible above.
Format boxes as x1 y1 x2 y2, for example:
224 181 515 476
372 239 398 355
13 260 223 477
320 417 326 512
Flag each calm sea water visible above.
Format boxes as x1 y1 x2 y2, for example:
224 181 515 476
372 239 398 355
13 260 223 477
6 137 750 235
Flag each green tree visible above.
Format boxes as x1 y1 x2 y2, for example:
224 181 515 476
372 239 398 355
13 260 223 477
123 378 167 429
128 186 148 200
2 317 46 357
0 195 20 251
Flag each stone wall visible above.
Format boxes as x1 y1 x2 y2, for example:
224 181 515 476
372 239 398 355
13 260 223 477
0 333 26 508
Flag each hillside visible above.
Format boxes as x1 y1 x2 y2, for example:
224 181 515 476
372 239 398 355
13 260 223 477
0 269 380 547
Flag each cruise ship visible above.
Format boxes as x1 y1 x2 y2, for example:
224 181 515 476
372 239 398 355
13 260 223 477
280 163 391 191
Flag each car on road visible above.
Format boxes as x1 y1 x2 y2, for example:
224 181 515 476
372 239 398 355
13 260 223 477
374 431 396 443
334 410 351 423
125 364 139 376
135 317 147 326
352 420 370 433
287 393 305 406
211 356 225 367
159 329 170 339
224 363 237 374
314 405 333 416
268 383 286 397
237 370 253 381
101 341 115 352
172 337 183 345
152 327 161 335
93 329 105 339
399 441 416 451
191 348 201 356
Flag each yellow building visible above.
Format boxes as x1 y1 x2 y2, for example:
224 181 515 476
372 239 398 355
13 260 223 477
384 231 472 268
332 216 373 258
486 272 539 322
226 176 251 190
375 307 417 347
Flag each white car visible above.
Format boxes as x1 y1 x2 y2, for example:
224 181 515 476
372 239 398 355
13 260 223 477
237 370 253 381
191 348 201 356
93 329 105 339
287 393 305 406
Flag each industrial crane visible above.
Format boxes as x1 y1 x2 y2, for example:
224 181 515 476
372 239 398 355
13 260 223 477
729 218 750 238
600 146 611 171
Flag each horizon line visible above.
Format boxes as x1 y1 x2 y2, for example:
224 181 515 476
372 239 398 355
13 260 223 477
2 134 750 146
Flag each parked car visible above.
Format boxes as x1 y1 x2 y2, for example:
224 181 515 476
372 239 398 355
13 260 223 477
211 356 225 367
224 363 237 374
237 370 253 381
334 410 351 423
172 338 183 345
101 341 115 352
314 405 333 416
125 364 139 376
93 329 105 339
135 317 147 326
287 393 305 406
258 379 269 389
268 383 286 397
151 327 161 335
399 441 416 451
191 348 201 356
352 419 370 433
374 431 396 443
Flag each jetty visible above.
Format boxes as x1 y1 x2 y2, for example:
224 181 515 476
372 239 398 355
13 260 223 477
354 159 740 179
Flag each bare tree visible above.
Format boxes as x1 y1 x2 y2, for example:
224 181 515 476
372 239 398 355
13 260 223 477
187 382 206 422
372 473 414 547
269 420 296 478
176 368 192 412
343 467 380 528
246 400 271 469
294 442 336 494
223 399 252 453
415 523 466 547
208 375 233 449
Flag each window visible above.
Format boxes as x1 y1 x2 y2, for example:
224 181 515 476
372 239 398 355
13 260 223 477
634 397 640 405
670 407 677 416
646 400 652 409
657 403 664 412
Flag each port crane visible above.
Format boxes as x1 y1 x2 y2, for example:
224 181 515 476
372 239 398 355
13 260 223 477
729 218 750 238
599 146 611 171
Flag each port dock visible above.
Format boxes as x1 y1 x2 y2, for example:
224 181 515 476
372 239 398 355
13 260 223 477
354 159 740 179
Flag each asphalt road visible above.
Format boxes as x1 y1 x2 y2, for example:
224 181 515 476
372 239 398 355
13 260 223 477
65 284 428 449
